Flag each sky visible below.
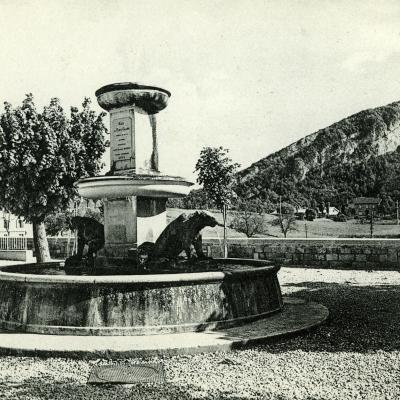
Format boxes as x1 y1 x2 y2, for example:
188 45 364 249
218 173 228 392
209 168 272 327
1 0 400 182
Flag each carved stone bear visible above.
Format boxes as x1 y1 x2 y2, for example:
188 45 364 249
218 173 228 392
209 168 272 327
138 210 221 262
67 216 105 261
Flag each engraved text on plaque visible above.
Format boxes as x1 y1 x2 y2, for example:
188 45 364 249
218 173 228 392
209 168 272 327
111 116 134 170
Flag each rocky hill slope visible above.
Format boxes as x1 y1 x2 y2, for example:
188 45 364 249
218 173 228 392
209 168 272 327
235 101 400 212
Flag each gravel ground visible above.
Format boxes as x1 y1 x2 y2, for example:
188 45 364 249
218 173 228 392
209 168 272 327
1 267 400 399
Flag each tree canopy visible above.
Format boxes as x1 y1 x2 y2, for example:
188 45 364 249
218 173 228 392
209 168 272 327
195 146 240 211
271 202 297 238
229 199 268 238
0 94 108 261
195 146 240 257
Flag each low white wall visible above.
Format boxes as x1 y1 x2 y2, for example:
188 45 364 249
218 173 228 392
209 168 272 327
0 250 36 262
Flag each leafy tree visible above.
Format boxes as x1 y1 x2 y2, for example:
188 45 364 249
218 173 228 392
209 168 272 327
271 202 297 238
195 147 240 257
305 208 317 221
0 95 107 262
167 188 215 210
229 199 267 237
232 197 275 213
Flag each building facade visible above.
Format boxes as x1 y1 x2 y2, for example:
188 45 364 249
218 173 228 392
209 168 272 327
0 210 32 237
352 197 381 218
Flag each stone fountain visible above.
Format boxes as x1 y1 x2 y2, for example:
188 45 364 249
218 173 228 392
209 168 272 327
78 82 193 270
0 83 285 337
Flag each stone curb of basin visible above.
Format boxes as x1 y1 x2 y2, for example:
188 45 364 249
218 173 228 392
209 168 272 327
0 298 328 359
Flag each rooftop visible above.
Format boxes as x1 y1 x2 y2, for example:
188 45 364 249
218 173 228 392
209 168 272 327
353 197 381 205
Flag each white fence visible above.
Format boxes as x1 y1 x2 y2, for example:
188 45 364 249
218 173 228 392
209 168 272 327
0 236 27 250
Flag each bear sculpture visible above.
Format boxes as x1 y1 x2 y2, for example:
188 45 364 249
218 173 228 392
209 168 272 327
138 210 221 263
64 216 105 272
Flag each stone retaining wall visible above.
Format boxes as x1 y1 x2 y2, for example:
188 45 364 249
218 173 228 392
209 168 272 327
30 237 400 270
204 238 400 270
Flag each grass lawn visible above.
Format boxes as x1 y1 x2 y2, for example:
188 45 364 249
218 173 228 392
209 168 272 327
167 208 400 239
283 217 400 238
1 267 399 399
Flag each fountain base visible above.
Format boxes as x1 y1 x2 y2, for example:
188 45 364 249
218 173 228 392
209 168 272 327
0 259 283 336
0 297 329 359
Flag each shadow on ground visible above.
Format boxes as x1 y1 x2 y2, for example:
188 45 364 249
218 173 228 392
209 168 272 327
263 280 400 353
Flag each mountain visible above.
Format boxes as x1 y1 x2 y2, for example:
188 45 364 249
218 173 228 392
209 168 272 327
235 100 400 213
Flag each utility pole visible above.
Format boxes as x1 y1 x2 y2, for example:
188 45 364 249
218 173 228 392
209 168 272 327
278 195 285 238
72 200 78 256
222 203 227 258
397 200 399 225
370 209 374 238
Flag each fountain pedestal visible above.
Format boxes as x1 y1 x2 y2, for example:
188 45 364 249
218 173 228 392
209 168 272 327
77 83 192 268
101 197 137 260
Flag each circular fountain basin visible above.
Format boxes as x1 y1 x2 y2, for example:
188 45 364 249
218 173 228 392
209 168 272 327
0 259 283 336
77 174 193 199
95 82 171 114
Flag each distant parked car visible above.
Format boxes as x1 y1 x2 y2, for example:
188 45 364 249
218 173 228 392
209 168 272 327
333 213 347 222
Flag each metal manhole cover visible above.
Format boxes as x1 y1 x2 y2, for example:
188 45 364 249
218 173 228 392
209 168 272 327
87 363 165 384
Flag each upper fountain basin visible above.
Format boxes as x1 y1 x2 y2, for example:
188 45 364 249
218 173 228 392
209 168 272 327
77 174 193 199
95 82 171 114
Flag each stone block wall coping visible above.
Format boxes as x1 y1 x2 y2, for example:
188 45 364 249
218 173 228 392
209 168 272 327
204 237 400 244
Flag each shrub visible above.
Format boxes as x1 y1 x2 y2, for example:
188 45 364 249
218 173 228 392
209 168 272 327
305 208 317 221
333 213 347 222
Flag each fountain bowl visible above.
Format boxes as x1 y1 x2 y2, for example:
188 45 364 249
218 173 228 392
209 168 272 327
0 259 283 336
77 174 193 199
95 82 171 114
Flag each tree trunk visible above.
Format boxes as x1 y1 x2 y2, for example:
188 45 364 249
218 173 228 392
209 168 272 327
33 221 50 263
370 211 374 238
223 204 228 258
